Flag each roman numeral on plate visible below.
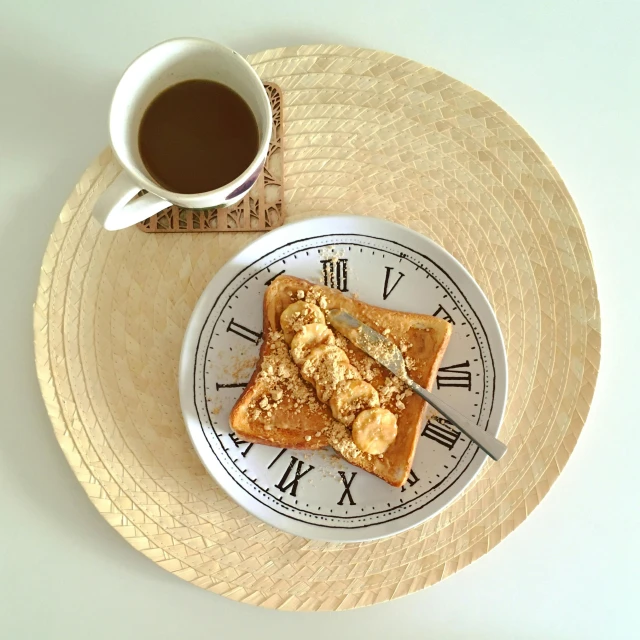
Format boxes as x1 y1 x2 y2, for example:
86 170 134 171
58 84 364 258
321 258 348 291
226 318 262 344
267 448 287 469
400 469 420 492
337 471 357 505
433 304 455 324
228 432 253 457
264 270 285 286
215 382 248 391
382 266 405 300
437 360 471 390
274 456 314 497
422 416 460 449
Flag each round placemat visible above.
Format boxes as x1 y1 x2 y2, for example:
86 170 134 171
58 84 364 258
34 45 600 610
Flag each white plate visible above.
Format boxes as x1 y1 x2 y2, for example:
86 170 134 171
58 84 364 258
179 216 507 542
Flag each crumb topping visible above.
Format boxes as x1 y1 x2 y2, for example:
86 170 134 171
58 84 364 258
301 346 359 403
327 421 363 459
280 301 325 342
248 330 322 421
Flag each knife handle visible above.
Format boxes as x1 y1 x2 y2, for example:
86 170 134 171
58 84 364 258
407 380 507 461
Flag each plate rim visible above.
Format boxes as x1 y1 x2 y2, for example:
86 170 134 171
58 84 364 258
179 215 508 542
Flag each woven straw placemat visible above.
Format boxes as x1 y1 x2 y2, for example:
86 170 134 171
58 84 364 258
34 45 600 611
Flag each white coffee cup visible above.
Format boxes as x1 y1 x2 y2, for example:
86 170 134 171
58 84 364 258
94 38 272 231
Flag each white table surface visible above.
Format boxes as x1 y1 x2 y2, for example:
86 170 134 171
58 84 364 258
1 1 638 638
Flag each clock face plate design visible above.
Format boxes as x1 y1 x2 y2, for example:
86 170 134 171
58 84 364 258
180 216 507 542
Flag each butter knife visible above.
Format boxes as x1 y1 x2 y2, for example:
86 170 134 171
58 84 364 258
326 309 507 461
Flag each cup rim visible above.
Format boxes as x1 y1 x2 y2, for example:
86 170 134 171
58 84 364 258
108 37 272 204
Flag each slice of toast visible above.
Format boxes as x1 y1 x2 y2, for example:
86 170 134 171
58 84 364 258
230 275 452 486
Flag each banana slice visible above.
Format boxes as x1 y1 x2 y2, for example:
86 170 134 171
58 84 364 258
279 301 325 344
300 345 348 383
316 363 360 403
290 323 335 365
300 345 361 402
330 379 380 425
352 408 398 455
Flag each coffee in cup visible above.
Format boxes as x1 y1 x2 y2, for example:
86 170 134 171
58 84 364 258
138 79 259 194
93 38 272 231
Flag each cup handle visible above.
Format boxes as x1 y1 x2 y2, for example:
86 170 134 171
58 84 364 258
93 172 170 231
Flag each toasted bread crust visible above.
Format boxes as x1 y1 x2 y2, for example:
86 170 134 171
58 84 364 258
230 276 452 486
